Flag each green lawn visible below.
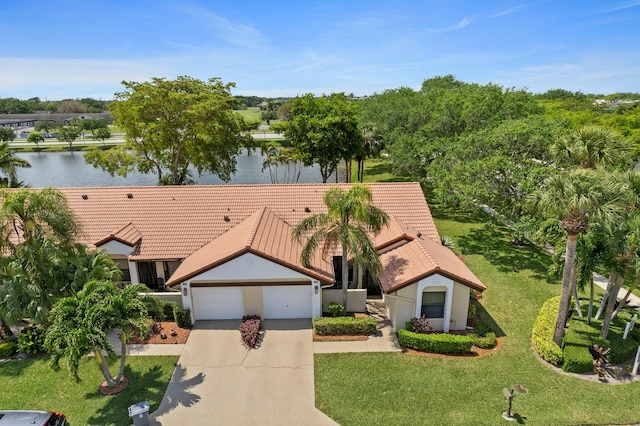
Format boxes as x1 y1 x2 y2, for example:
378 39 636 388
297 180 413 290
0 355 178 425
235 107 261 123
315 207 640 425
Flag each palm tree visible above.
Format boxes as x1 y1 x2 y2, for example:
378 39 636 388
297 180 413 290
0 142 30 187
530 169 625 346
551 125 632 170
355 124 385 183
45 280 148 390
292 185 388 307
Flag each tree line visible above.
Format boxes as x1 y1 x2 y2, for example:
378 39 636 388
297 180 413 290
0 97 110 114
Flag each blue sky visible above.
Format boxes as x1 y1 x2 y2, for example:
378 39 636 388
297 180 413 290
1 0 639 100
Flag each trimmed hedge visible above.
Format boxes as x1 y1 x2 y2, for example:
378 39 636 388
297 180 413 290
531 296 563 366
0 341 17 357
398 329 473 354
173 306 192 329
562 344 594 373
313 316 377 336
473 331 497 349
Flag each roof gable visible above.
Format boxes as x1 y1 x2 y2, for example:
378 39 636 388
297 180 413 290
165 207 333 286
95 222 141 247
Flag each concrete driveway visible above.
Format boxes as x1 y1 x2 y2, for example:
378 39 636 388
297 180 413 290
151 319 337 426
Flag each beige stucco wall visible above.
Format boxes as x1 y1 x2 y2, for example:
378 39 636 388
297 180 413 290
322 289 367 312
243 286 263 317
386 275 471 332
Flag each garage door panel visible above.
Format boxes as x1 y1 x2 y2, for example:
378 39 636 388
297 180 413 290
262 286 312 319
193 287 243 320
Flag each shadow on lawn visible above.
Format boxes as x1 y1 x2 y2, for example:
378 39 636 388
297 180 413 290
84 364 193 425
457 221 554 283
475 301 506 338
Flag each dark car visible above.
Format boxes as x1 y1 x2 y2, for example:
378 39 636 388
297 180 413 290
0 411 67 426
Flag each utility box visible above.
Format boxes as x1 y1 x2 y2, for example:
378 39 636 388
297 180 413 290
128 401 150 426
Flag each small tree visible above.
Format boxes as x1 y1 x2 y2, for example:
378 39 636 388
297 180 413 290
34 121 57 137
57 125 80 151
79 118 108 140
45 281 148 390
0 127 14 142
27 132 44 149
94 127 111 147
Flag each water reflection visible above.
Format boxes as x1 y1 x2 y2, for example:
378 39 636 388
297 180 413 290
16 150 329 187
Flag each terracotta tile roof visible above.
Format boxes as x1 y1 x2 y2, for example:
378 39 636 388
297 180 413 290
379 234 486 293
59 183 439 261
56 183 483 293
165 207 333 286
94 222 141 247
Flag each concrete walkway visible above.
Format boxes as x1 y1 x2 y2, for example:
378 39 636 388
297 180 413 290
314 299 402 354
593 273 640 311
150 319 337 426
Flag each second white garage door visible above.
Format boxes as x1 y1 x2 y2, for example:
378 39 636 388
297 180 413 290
192 287 244 320
262 285 312 319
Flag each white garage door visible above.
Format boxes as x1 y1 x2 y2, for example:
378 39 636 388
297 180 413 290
262 285 312 319
192 287 244 320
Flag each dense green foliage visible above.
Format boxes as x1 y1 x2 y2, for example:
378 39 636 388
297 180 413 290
173 306 192 329
17 324 47 355
0 97 108 113
85 76 255 185
472 331 497 349
531 296 563 365
327 302 345 317
312 316 377 335
275 93 362 183
0 341 17 357
397 329 474 354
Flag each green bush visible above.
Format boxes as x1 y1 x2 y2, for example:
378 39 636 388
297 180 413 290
467 301 477 319
473 320 492 337
327 302 346 317
562 344 594 373
163 301 178 321
17 325 47 355
473 332 497 349
531 296 563 366
140 294 166 321
398 329 474 354
0 341 17 357
173 306 192 329
313 316 377 335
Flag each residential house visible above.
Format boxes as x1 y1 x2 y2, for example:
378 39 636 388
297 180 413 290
60 182 485 331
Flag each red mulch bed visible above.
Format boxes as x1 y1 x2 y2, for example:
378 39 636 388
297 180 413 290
99 376 128 395
127 321 190 345
313 333 371 342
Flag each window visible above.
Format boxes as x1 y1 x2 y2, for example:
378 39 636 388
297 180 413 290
421 291 445 318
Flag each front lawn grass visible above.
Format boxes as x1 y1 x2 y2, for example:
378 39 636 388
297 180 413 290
0 355 177 425
315 207 640 425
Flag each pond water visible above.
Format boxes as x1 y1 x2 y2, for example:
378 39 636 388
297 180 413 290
15 150 329 187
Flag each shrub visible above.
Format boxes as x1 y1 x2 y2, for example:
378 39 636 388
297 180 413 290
140 294 166 321
473 332 497 349
531 296 563 366
474 320 492 337
409 316 433 334
327 302 346 317
313 316 377 336
17 325 47 355
398 329 473 354
173 306 192 329
0 341 17 357
562 344 594 373
240 315 262 349
163 301 178 321
467 301 477 319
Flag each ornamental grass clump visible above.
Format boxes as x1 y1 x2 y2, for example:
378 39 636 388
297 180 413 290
240 315 263 349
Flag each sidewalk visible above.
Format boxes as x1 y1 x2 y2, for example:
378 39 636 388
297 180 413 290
593 273 640 311
313 299 402 354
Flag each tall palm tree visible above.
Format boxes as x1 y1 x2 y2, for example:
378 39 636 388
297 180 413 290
45 280 148 389
551 125 632 170
355 124 385 183
292 185 388 307
530 169 625 346
0 142 30 187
